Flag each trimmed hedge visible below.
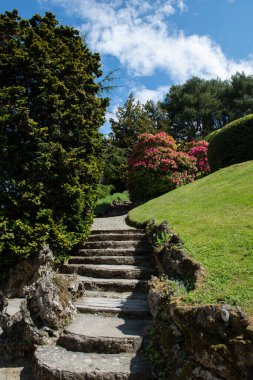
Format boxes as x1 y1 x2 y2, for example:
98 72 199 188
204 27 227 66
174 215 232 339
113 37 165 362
205 129 218 142
207 114 253 172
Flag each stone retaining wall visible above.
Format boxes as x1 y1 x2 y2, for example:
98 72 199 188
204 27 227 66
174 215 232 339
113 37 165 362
144 220 253 380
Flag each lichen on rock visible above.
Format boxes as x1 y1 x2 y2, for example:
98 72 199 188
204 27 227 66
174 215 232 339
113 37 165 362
0 246 82 359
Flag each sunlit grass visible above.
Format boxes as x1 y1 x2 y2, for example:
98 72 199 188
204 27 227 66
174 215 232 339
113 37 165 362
129 161 253 315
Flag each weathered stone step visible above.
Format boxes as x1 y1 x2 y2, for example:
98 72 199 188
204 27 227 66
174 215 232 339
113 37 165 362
62 264 154 279
76 248 151 257
75 296 151 318
34 345 153 379
84 240 150 250
88 233 145 242
83 290 147 299
91 229 144 235
64 274 148 292
69 255 152 265
58 314 152 354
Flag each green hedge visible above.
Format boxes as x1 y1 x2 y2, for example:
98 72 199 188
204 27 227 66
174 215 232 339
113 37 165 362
205 129 218 142
207 114 253 172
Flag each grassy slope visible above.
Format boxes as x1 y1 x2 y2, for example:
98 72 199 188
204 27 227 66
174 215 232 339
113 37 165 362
128 161 253 315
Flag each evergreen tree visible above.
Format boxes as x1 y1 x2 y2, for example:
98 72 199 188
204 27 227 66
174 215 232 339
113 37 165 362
110 93 169 149
102 141 128 193
161 77 229 140
224 72 253 119
0 10 109 270
161 73 253 141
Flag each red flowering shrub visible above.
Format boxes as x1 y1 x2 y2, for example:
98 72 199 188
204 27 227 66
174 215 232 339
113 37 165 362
184 140 210 176
128 132 197 202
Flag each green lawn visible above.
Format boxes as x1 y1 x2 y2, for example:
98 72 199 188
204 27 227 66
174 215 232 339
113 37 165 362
94 191 129 216
128 161 253 316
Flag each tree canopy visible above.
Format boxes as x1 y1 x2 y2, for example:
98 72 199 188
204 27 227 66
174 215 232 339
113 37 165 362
161 73 253 140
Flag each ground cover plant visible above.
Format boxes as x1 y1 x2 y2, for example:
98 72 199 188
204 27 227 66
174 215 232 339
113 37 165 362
128 161 253 315
0 11 108 278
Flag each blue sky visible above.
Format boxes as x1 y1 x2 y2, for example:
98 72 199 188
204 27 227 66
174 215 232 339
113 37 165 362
1 0 253 134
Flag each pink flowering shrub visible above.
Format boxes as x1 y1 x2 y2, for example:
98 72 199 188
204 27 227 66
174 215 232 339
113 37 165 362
128 132 197 202
185 140 210 176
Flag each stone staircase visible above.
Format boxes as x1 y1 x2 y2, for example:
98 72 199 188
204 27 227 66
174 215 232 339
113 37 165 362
33 228 155 379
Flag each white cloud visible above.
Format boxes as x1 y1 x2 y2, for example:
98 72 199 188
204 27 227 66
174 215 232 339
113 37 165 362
132 85 169 103
39 0 253 82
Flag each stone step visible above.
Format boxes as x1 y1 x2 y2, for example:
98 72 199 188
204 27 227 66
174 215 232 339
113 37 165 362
75 296 151 318
84 240 150 250
61 264 155 279
76 248 151 257
69 255 152 265
91 229 144 235
88 233 145 242
65 274 148 292
83 290 147 299
34 345 154 379
58 314 152 354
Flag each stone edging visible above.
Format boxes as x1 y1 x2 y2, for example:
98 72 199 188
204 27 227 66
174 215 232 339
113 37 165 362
137 219 253 380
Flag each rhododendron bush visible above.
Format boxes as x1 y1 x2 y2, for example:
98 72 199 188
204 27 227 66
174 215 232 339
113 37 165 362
183 140 210 176
128 132 197 202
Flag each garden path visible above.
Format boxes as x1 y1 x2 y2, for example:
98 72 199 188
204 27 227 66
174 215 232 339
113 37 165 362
34 213 155 379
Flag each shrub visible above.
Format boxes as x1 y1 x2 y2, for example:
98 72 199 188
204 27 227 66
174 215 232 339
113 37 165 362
207 114 253 172
0 11 108 271
96 184 115 200
205 129 218 142
128 132 197 202
186 140 210 176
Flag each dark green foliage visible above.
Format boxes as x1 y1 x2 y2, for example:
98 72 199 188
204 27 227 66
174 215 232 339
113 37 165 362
96 184 115 200
161 73 253 141
110 93 170 150
161 77 229 141
207 114 253 172
0 10 108 269
205 130 218 142
224 72 253 120
102 143 129 192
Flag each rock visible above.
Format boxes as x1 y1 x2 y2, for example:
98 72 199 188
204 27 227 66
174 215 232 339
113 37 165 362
0 299 50 358
26 271 76 331
191 366 222 380
145 220 204 289
221 308 230 322
0 294 7 313
3 245 54 298
148 277 174 319
0 246 78 359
